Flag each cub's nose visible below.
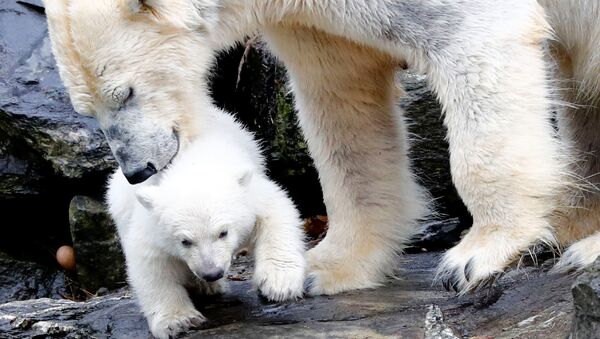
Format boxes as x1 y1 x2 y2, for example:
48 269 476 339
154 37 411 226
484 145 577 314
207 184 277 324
123 163 157 185
202 269 224 282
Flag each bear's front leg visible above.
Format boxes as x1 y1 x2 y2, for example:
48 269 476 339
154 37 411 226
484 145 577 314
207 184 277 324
263 26 429 295
251 176 306 301
429 5 570 292
125 245 205 339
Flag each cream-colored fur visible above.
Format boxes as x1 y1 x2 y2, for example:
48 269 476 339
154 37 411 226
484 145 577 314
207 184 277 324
262 26 429 293
42 0 598 295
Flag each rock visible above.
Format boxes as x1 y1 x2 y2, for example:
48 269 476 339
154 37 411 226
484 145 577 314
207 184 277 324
0 290 148 339
425 305 460 339
0 253 66 304
407 218 463 253
0 252 576 338
570 257 600 338
69 196 126 292
0 1 115 194
0 1 114 266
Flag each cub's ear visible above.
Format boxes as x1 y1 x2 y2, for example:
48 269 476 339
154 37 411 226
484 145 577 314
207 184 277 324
136 185 160 210
238 170 253 187
123 0 212 30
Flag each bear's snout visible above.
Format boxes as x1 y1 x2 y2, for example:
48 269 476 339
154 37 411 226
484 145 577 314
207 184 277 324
123 163 157 185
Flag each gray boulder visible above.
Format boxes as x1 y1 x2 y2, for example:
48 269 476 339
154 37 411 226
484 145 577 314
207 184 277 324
0 253 66 304
0 1 115 197
69 196 126 292
570 257 600 338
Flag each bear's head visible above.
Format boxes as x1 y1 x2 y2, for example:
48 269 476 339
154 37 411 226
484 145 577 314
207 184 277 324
134 163 256 282
43 0 220 184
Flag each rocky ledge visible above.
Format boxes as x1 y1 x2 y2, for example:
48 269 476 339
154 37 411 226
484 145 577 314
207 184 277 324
2 252 596 339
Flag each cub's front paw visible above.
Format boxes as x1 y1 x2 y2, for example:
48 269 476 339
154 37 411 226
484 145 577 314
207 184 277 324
254 256 306 302
149 307 205 339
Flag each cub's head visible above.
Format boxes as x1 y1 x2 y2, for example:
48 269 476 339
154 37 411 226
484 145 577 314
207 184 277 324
43 0 219 184
135 166 256 282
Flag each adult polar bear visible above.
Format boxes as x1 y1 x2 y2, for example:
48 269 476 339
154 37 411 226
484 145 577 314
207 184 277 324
42 0 594 294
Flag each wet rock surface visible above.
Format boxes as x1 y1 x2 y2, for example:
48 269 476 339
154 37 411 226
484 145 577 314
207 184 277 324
69 196 126 292
0 253 578 338
0 253 67 304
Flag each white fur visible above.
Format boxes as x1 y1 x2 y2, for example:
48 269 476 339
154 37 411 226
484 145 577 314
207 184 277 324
106 109 306 339
43 0 599 295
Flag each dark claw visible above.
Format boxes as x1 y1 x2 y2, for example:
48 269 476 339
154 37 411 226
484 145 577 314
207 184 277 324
303 275 316 295
257 292 277 304
442 270 462 293
443 278 451 291
464 258 475 283
190 317 205 328
451 280 459 292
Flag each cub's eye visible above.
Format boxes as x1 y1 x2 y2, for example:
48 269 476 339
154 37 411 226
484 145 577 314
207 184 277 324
219 230 228 239
181 239 193 247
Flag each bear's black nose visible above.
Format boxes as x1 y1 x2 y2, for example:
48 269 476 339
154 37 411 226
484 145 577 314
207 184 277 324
124 163 157 185
202 269 224 282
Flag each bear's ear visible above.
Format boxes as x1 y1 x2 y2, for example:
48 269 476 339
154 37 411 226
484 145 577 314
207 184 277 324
123 0 210 31
136 185 160 209
238 170 253 187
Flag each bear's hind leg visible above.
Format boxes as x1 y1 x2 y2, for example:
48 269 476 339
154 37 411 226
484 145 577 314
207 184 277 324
263 26 429 295
553 103 600 270
544 1 600 270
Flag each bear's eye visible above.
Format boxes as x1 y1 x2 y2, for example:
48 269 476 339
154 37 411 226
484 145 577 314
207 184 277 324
181 239 193 247
121 87 134 105
112 86 134 107
219 230 228 239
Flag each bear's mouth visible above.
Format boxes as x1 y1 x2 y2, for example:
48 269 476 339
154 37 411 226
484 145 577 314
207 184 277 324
161 128 181 172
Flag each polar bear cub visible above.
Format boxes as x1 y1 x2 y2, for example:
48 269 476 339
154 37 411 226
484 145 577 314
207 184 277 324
106 109 306 339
